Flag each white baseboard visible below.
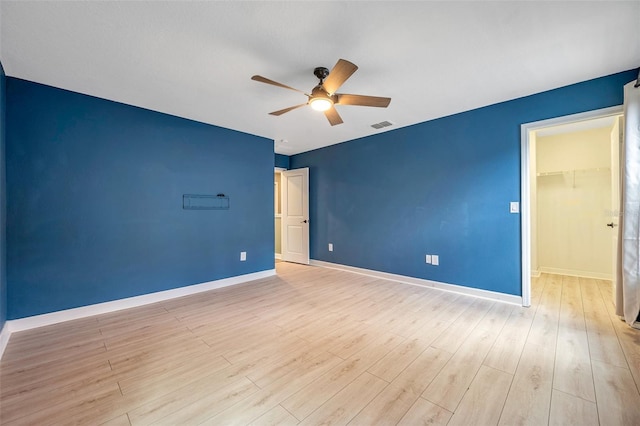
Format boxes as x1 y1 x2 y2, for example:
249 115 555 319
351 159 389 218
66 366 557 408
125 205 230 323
531 270 541 278
310 260 523 306
539 267 612 281
274 253 282 260
0 269 275 360
0 322 10 360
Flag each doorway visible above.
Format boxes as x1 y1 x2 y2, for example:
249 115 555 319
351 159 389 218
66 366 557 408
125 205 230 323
274 167 310 265
274 169 284 260
521 106 624 306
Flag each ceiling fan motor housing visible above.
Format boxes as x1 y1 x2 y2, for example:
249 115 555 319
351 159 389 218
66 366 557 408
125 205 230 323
313 67 330 82
311 85 333 99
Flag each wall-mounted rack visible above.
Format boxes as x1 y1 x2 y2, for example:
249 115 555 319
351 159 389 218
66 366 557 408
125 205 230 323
536 167 610 189
183 194 229 210
536 167 610 177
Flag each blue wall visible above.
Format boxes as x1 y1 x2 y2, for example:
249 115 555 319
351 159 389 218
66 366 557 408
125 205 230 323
291 69 638 296
6 78 274 319
275 153 290 170
0 62 6 330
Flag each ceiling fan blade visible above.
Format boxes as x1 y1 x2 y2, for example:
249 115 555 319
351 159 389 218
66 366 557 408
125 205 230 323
322 59 358 95
336 94 391 108
324 106 344 126
251 75 306 94
269 103 307 116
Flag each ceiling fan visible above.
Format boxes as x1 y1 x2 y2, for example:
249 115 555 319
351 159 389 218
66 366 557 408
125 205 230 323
251 59 391 126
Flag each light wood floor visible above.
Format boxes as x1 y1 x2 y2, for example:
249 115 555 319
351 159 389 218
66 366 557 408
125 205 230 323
1 262 640 425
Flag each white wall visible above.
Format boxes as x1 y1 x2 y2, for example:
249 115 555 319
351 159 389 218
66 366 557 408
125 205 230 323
536 126 613 279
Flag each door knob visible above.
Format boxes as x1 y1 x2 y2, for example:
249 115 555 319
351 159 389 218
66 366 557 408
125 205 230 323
302 220 308 224
607 222 617 228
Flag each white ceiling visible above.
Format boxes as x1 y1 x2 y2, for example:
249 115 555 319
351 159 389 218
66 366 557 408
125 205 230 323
1 1 639 155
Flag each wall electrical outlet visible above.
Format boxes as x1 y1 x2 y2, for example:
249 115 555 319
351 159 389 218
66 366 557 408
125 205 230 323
328 243 333 252
240 251 246 261
426 255 432 264
432 255 439 266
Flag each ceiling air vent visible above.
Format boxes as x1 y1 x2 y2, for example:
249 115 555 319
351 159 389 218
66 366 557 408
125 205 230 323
371 120 394 129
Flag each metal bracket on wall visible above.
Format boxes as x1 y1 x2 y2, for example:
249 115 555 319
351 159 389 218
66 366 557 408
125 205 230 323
183 194 229 210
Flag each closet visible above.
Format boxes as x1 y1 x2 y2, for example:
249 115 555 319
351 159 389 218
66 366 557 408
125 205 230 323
534 124 615 279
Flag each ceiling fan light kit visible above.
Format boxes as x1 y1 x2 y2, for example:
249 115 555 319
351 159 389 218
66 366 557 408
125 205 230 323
251 59 391 126
308 86 334 111
309 97 333 111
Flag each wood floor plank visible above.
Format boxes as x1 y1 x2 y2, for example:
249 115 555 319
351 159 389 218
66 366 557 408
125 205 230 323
0 358 114 410
447 365 513 426
422 327 498 412
430 297 490 353
223 332 308 365
592 359 640 425
246 343 329 389
100 414 132 426
281 333 403 420
128 350 308 425
558 275 586 331
498 341 555 426
399 294 471 350
526 274 562 347
199 351 342 425
0 345 110 390
325 324 393 360
286 311 355 342
396 397 452 426
297 372 387 426
247 405 300 426
117 352 230 396
107 335 211 373
548 390 598 426
1 336 107 372
552 326 595 402
366 337 431 382
580 277 628 368
594 278 640 391
385 294 451 338
353 347 451 425
130 377 259 425
610 317 640 392
555 281 590 396
483 305 535 374
1 381 123 425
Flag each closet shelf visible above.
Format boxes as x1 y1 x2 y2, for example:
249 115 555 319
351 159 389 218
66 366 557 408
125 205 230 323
537 167 610 177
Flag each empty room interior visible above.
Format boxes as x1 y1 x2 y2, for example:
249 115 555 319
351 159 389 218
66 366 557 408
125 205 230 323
1 1 640 425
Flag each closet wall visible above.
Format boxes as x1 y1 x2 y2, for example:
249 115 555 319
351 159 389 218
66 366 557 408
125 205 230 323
536 126 613 279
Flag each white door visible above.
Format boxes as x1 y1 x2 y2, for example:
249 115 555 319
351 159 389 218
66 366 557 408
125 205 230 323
611 116 623 311
281 167 310 264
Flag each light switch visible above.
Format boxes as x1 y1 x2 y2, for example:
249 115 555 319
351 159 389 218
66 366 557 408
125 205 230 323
432 255 439 266
510 202 520 213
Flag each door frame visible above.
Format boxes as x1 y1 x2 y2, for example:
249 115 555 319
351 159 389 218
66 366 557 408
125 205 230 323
274 167 286 260
520 105 623 307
